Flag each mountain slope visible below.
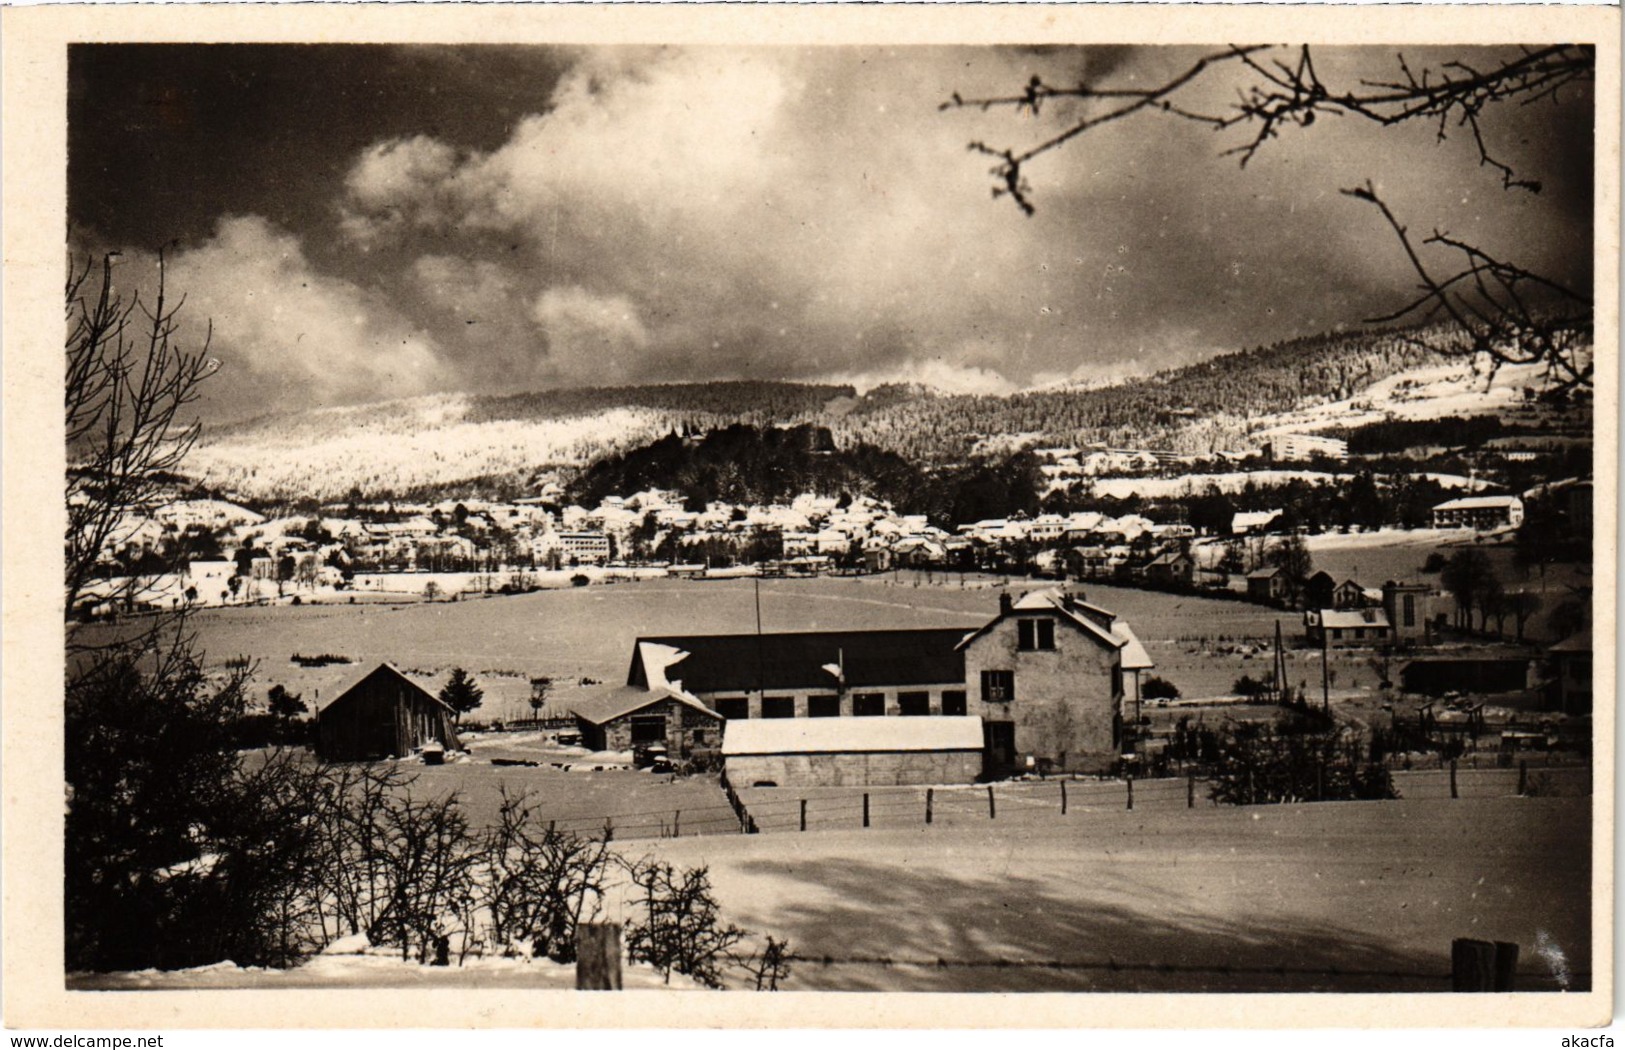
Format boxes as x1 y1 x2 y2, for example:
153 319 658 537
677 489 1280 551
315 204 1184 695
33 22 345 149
186 323 1540 503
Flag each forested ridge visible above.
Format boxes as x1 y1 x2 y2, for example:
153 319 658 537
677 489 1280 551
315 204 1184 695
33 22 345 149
194 323 1469 500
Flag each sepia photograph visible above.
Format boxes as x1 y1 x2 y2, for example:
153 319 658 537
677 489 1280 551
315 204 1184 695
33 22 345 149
2 2 1616 1032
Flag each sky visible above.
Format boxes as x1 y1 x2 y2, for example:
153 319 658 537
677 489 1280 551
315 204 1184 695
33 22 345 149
69 44 1594 422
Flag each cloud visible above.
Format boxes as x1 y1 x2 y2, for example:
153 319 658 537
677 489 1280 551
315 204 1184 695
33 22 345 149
828 358 1018 398
314 44 1592 404
116 216 448 418
531 285 651 383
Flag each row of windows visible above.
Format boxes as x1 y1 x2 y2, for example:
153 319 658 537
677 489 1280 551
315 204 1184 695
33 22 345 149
714 691 969 719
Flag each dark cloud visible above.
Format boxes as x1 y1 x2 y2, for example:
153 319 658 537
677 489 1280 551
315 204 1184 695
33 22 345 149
69 44 1594 420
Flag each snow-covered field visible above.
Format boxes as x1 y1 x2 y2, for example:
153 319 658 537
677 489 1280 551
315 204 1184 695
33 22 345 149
643 794 1591 992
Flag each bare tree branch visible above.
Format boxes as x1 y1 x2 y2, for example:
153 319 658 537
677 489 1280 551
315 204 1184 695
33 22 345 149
65 250 217 628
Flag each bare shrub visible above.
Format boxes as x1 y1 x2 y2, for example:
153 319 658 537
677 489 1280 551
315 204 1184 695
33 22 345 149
623 858 748 988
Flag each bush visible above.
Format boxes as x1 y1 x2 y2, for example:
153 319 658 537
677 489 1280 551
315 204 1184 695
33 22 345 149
66 639 328 971
1142 675 1181 701
1232 674 1269 699
570 573 591 587
624 859 748 988
1207 721 1399 806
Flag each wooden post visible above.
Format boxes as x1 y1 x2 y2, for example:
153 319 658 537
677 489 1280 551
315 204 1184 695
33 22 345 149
987 785 996 819
862 792 870 828
925 788 934 825
1126 775 1134 811
1450 760 1458 799
1518 760 1528 796
800 799 807 832
1451 938 1518 991
1061 781 1068 815
1187 774 1195 808
576 923 623 990
674 809 681 837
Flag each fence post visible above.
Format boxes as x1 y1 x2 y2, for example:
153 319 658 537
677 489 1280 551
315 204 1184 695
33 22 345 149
674 809 681 837
1126 775 1134 811
576 923 623 990
800 799 807 832
925 788 934 825
1451 938 1518 991
862 792 870 828
1187 774 1195 809
1450 760 1458 799
1518 760 1528 796
987 785 996 819
1061 781 1068 815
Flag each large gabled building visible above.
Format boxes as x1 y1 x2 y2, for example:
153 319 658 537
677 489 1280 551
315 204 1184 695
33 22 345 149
579 589 1152 784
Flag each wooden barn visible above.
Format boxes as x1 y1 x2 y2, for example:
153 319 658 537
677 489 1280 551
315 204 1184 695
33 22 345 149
316 663 462 762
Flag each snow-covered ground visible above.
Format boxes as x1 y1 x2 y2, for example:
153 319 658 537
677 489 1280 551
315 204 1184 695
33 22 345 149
71 939 694 990
1084 470 1489 500
1248 356 1567 439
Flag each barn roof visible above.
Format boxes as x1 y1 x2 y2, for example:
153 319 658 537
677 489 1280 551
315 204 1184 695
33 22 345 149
321 662 455 716
722 715 985 755
627 628 974 694
569 683 721 726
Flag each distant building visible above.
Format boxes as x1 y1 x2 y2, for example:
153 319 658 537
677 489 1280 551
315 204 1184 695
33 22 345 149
1304 607 1391 648
1232 509 1283 536
1263 434 1348 462
1303 571 1337 611
1432 495 1524 530
557 530 612 564
1382 581 1435 645
316 663 461 762
1144 550 1196 587
1246 566 1289 602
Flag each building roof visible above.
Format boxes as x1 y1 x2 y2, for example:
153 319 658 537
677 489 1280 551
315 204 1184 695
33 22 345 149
722 715 985 756
1308 609 1392 630
568 683 721 726
321 662 456 716
1434 495 1523 511
1246 567 1283 579
628 628 974 694
957 589 1148 667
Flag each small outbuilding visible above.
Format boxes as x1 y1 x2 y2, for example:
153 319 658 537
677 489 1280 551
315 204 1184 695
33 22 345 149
316 663 461 762
722 716 985 788
570 682 723 758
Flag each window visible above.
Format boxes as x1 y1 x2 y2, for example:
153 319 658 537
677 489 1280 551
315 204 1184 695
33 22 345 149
630 716 666 744
898 691 930 716
716 698 749 720
941 690 967 716
981 670 1014 703
808 694 840 718
1354 628 1365 639
1403 593 1416 627
1017 618 1055 650
853 693 886 717
762 696 795 719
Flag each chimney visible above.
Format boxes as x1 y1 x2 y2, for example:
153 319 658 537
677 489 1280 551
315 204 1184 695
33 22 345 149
998 591 1012 616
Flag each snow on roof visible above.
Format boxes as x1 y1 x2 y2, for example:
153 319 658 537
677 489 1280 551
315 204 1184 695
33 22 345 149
569 683 720 726
1232 509 1283 529
1549 630 1591 654
1434 495 1522 511
722 715 985 756
1113 621 1154 671
1309 609 1391 630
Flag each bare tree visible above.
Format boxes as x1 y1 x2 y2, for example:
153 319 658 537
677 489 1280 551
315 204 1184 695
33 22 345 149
66 251 216 623
945 45 1594 394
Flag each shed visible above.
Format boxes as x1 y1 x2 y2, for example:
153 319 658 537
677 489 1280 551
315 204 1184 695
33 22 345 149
722 716 985 787
570 683 723 757
316 663 461 762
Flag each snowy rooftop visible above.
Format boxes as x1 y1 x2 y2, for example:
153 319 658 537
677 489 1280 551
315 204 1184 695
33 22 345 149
1434 495 1523 511
722 715 985 755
